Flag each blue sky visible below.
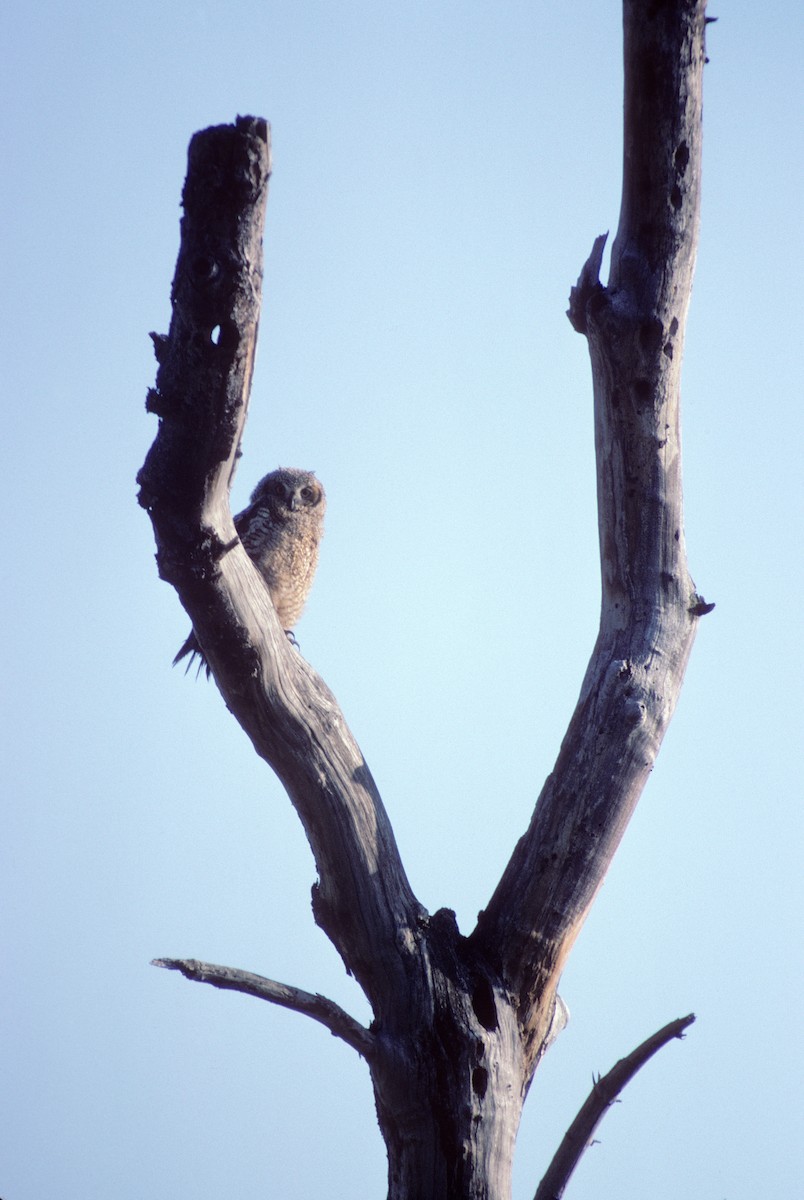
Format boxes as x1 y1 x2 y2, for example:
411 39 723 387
2 2 802 1197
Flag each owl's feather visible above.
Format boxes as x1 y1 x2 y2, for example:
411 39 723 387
174 467 325 676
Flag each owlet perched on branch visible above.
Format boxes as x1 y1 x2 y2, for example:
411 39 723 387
174 467 326 674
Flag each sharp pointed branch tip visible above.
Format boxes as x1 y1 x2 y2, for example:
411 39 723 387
689 596 716 617
150 957 374 1057
587 232 608 279
533 1014 696 1200
567 232 609 333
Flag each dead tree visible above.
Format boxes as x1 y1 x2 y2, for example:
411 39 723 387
138 2 712 1196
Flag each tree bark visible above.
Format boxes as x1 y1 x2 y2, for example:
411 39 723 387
139 4 710 1197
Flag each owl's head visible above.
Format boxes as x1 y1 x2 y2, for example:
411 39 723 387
250 467 326 518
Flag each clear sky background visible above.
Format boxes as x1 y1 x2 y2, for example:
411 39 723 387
2 2 802 1198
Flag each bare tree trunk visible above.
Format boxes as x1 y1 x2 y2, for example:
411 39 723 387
139 3 711 1197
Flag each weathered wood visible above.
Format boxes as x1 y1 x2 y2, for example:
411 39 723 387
533 1014 695 1200
472 0 710 1073
140 3 710 1195
137 116 424 1024
152 957 375 1057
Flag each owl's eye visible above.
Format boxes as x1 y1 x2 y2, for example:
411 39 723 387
300 486 315 503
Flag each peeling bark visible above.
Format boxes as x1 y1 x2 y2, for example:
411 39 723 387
139 3 710 1197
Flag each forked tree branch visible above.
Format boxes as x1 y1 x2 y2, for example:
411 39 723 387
533 1014 696 1200
153 957 375 1057
141 5 709 1187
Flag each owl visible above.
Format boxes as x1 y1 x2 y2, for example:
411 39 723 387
174 467 326 674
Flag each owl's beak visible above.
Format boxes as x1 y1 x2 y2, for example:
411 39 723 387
288 493 302 511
